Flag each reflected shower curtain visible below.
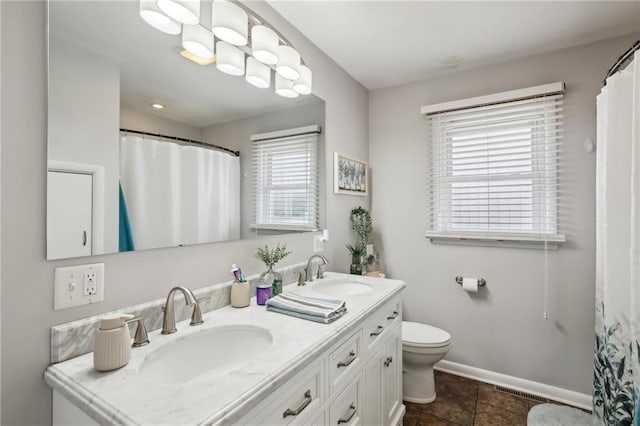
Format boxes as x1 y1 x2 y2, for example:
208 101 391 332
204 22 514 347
119 135 240 250
594 51 640 425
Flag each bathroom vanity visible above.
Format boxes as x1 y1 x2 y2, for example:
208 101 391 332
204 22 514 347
45 273 406 425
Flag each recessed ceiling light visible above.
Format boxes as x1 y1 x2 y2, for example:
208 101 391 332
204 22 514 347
179 49 217 66
151 103 165 109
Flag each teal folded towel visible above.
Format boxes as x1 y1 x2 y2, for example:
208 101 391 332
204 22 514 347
266 293 347 324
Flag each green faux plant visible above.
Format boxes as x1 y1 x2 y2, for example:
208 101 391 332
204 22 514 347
350 207 372 247
346 243 366 258
255 243 291 267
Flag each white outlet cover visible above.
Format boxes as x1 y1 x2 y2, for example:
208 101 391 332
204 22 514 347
54 263 105 310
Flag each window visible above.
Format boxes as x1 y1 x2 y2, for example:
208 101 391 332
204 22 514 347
423 83 565 244
252 126 320 231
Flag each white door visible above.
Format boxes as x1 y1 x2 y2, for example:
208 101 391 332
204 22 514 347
363 345 383 426
382 332 402 425
47 171 93 259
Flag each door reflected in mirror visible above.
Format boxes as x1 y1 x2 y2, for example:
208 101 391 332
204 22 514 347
46 0 325 260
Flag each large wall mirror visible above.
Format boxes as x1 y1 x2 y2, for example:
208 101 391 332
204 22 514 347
46 1 325 260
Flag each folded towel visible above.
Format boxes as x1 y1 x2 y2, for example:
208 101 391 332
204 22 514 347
266 293 347 324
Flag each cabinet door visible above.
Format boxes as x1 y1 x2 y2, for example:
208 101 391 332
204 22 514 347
47 171 93 259
382 330 402 425
363 345 383 426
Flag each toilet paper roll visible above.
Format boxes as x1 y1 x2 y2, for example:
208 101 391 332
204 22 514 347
462 277 478 293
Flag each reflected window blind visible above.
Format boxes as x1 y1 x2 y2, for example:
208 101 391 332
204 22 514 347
426 90 563 239
253 131 319 231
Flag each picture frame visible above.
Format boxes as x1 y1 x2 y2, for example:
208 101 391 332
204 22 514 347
334 152 368 196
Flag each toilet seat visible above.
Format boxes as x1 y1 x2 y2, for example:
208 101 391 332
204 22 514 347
402 321 451 348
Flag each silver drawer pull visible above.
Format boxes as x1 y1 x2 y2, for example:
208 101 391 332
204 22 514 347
387 311 399 320
337 403 357 424
337 351 356 368
384 356 393 367
283 389 312 418
370 325 384 337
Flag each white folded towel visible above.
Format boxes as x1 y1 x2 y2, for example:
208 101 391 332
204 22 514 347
266 293 347 324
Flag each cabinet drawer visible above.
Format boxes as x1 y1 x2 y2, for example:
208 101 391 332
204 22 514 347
382 300 401 328
328 329 362 394
364 299 401 353
242 360 323 426
329 374 363 426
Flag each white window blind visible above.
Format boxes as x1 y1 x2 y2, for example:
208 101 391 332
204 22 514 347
424 84 565 244
252 126 320 231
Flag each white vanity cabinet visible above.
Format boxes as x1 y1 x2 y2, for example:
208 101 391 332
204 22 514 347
238 296 404 426
48 276 406 426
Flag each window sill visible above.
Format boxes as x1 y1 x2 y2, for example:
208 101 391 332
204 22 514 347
251 224 319 232
424 231 566 250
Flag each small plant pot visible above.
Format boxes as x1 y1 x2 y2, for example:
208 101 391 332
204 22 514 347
350 263 363 275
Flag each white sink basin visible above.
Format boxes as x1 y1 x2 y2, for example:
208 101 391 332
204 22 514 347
139 325 272 384
311 281 372 296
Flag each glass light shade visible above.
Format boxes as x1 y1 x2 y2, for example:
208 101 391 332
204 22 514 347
245 57 270 89
275 74 299 98
139 0 181 34
216 41 245 76
156 0 200 25
276 45 301 80
293 65 312 95
182 24 214 59
211 0 248 46
251 25 278 65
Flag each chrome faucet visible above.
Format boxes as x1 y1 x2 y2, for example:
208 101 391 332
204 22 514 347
161 286 199 334
305 254 329 282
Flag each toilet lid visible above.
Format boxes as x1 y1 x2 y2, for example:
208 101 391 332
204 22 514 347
402 321 451 348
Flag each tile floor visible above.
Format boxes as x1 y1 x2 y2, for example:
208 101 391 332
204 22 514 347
403 371 575 426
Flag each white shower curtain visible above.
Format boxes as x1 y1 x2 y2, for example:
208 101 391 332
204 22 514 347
119 135 240 250
594 51 640 425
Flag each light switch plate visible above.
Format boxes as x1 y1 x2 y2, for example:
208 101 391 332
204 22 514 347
54 263 105 310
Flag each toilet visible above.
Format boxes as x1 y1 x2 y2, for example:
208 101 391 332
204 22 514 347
401 321 451 403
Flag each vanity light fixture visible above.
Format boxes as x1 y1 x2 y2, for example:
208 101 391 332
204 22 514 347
293 65 312 95
276 45 301 80
216 41 245 76
156 0 200 26
211 0 248 47
275 74 299 98
251 25 279 65
151 103 165 109
140 0 311 98
139 0 181 35
182 24 214 59
179 49 217 65
246 57 270 89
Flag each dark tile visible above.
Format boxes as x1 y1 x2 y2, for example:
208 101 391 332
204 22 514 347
435 372 480 400
527 399 545 410
422 392 476 426
473 402 527 426
404 402 424 426
405 401 425 416
477 384 529 416
416 412 462 426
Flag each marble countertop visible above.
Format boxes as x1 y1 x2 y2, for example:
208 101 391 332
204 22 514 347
45 272 405 425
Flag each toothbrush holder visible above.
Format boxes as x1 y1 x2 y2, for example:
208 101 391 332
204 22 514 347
230 281 250 308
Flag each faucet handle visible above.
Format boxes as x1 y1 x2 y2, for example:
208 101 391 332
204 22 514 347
127 317 150 347
190 297 209 326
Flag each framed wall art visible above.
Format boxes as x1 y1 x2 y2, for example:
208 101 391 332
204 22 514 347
334 153 368 196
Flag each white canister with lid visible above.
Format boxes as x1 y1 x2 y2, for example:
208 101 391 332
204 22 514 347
93 313 134 371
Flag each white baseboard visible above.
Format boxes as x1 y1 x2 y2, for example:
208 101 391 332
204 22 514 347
434 360 592 411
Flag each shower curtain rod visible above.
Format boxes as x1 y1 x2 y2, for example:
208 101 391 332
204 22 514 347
603 39 640 86
119 128 240 157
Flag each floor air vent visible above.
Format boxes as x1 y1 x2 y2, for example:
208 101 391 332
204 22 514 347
494 385 547 403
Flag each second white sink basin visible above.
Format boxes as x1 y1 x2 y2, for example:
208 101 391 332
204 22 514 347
139 325 272 384
311 281 372 296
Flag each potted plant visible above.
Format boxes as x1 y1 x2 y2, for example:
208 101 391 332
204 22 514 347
255 243 291 296
346 243 366 275
350 207 372 248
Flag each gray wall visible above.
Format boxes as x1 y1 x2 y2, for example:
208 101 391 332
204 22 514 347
0 1 368 424
203 101 325 239
48 38 120 254
369 33 639 395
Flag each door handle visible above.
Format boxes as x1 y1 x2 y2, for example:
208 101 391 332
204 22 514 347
384 356 393 367
337 351 357 368
338 403 357 424
387 311 399 320
82 230 87 246
283 389 312 418
370 325 384 337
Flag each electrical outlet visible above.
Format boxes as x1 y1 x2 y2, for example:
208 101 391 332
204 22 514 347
54 263 105 310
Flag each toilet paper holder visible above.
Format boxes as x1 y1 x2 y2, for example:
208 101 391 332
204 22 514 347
455 276 486 287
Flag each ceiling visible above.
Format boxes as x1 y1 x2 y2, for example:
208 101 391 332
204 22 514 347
268 1 640 90
50 1 320 128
